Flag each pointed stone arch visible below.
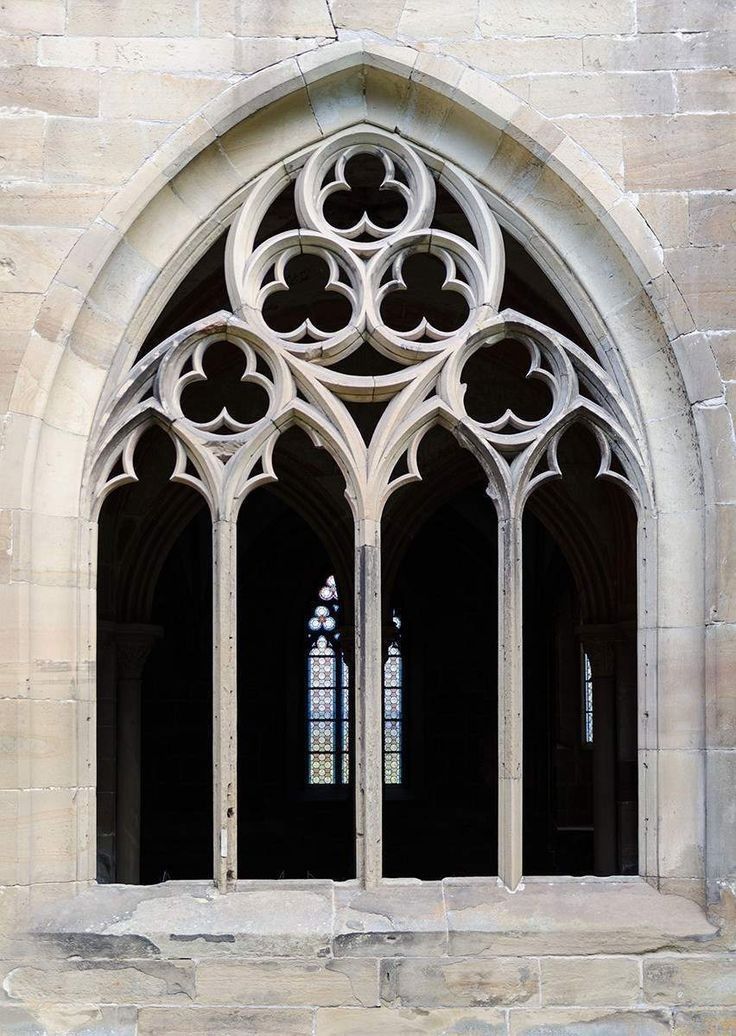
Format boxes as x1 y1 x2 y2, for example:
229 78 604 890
2 40 712 902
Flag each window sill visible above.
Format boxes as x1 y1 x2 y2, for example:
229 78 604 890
27 876 717 960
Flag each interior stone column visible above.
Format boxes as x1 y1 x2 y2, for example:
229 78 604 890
114 622 162 885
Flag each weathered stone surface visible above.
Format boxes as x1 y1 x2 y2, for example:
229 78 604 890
44 118 171 186
1 66 99 117
623 115 736 190
66 0 198 36
239 0 335 37
479 0 635 37
316 1006 507 1033
399 0 477 39
511 71 676 118
33 881 335 958
0 0 65 34
381 956 538 1009
539 956 641 1007
644 955 736 1006
508 1008 673 1034
638 191 689 248
333 881 447 956
99 71 226 122
444 879 716 956
0 1004 138 1036
666 245 736 330
0 227 80 294
689 193 736 246
0 115 46 182
637 0 736 33
677 70 736 113
439 38 583 76
330 0 405 35
672 1007 736 1033
583 31 733 72
195 957 379 1007
1 959 195 1004
137 1006 313 1034
0 183 111 228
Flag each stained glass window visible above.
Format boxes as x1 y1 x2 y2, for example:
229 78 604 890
582 650 593 745
307 575 349 784
383 611 404 785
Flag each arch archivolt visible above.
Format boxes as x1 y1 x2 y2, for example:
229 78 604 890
87 127 650 891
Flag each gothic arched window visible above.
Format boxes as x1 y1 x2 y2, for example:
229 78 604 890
93 126 647 890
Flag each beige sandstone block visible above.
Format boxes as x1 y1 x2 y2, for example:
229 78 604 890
0 0 64 34
712 503 736 622
67 0 197 36
671 331 725 403
381 956 538 1009
0 36 38 66
540 956 641 1007
650 627 705 751
509 1008 672 1034
0 698 82 789
710 331 736 383
195 957 378 1006
0 292 42 412
637 0 736 33
656 508 705 627
622 114 736 191
439 38 583 76
330 0 405 35
0 788 83 884
513 71 676 118
3 959 196 1004
689 193 736 246
100 70 228 122
399 0 477 39
706 751 736 880
2 66 99 117
638 192 688 248
41 35 233 73
657 749 705 879
583 31 733 72
677 70 736 113
0 227 81 294
479 0 634 37
44 118 171 186
673 1009 736 1033
0 115 45 182
239 0 335 37
644 955 736 1006
138 1007 312 1035
666 244 736 331
219 92 322 186
555 116 624 183
316 1007 506 1034
0 183 111 228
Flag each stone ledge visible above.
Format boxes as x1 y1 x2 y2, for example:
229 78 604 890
16 876 718 961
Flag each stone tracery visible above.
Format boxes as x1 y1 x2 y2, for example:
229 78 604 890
88 126 650 891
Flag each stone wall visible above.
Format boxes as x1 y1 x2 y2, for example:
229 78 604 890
1 0 735 1031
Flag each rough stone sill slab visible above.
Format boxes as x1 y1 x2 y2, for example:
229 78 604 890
24 876 717 960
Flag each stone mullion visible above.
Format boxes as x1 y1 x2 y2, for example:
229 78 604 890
354 519 382 888
213 517 237 890
498 513 523 891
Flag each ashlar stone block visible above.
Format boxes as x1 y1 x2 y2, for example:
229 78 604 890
66 0 197 36
479 0 635 37
316 1006 507 1034
644 955 736 1006
195 957 379 1007
137 1007 313 1035
2 959 196 1005
381 956 539 1009
539 956 641 1007
509 1008 672 1034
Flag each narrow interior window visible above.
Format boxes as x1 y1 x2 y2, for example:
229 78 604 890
383 611 404 786
582 650 594 745
307 575 350 785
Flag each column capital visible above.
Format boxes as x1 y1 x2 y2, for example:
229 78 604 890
110 622 162 680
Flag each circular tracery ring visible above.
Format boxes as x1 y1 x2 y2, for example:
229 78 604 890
295 128 436 255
